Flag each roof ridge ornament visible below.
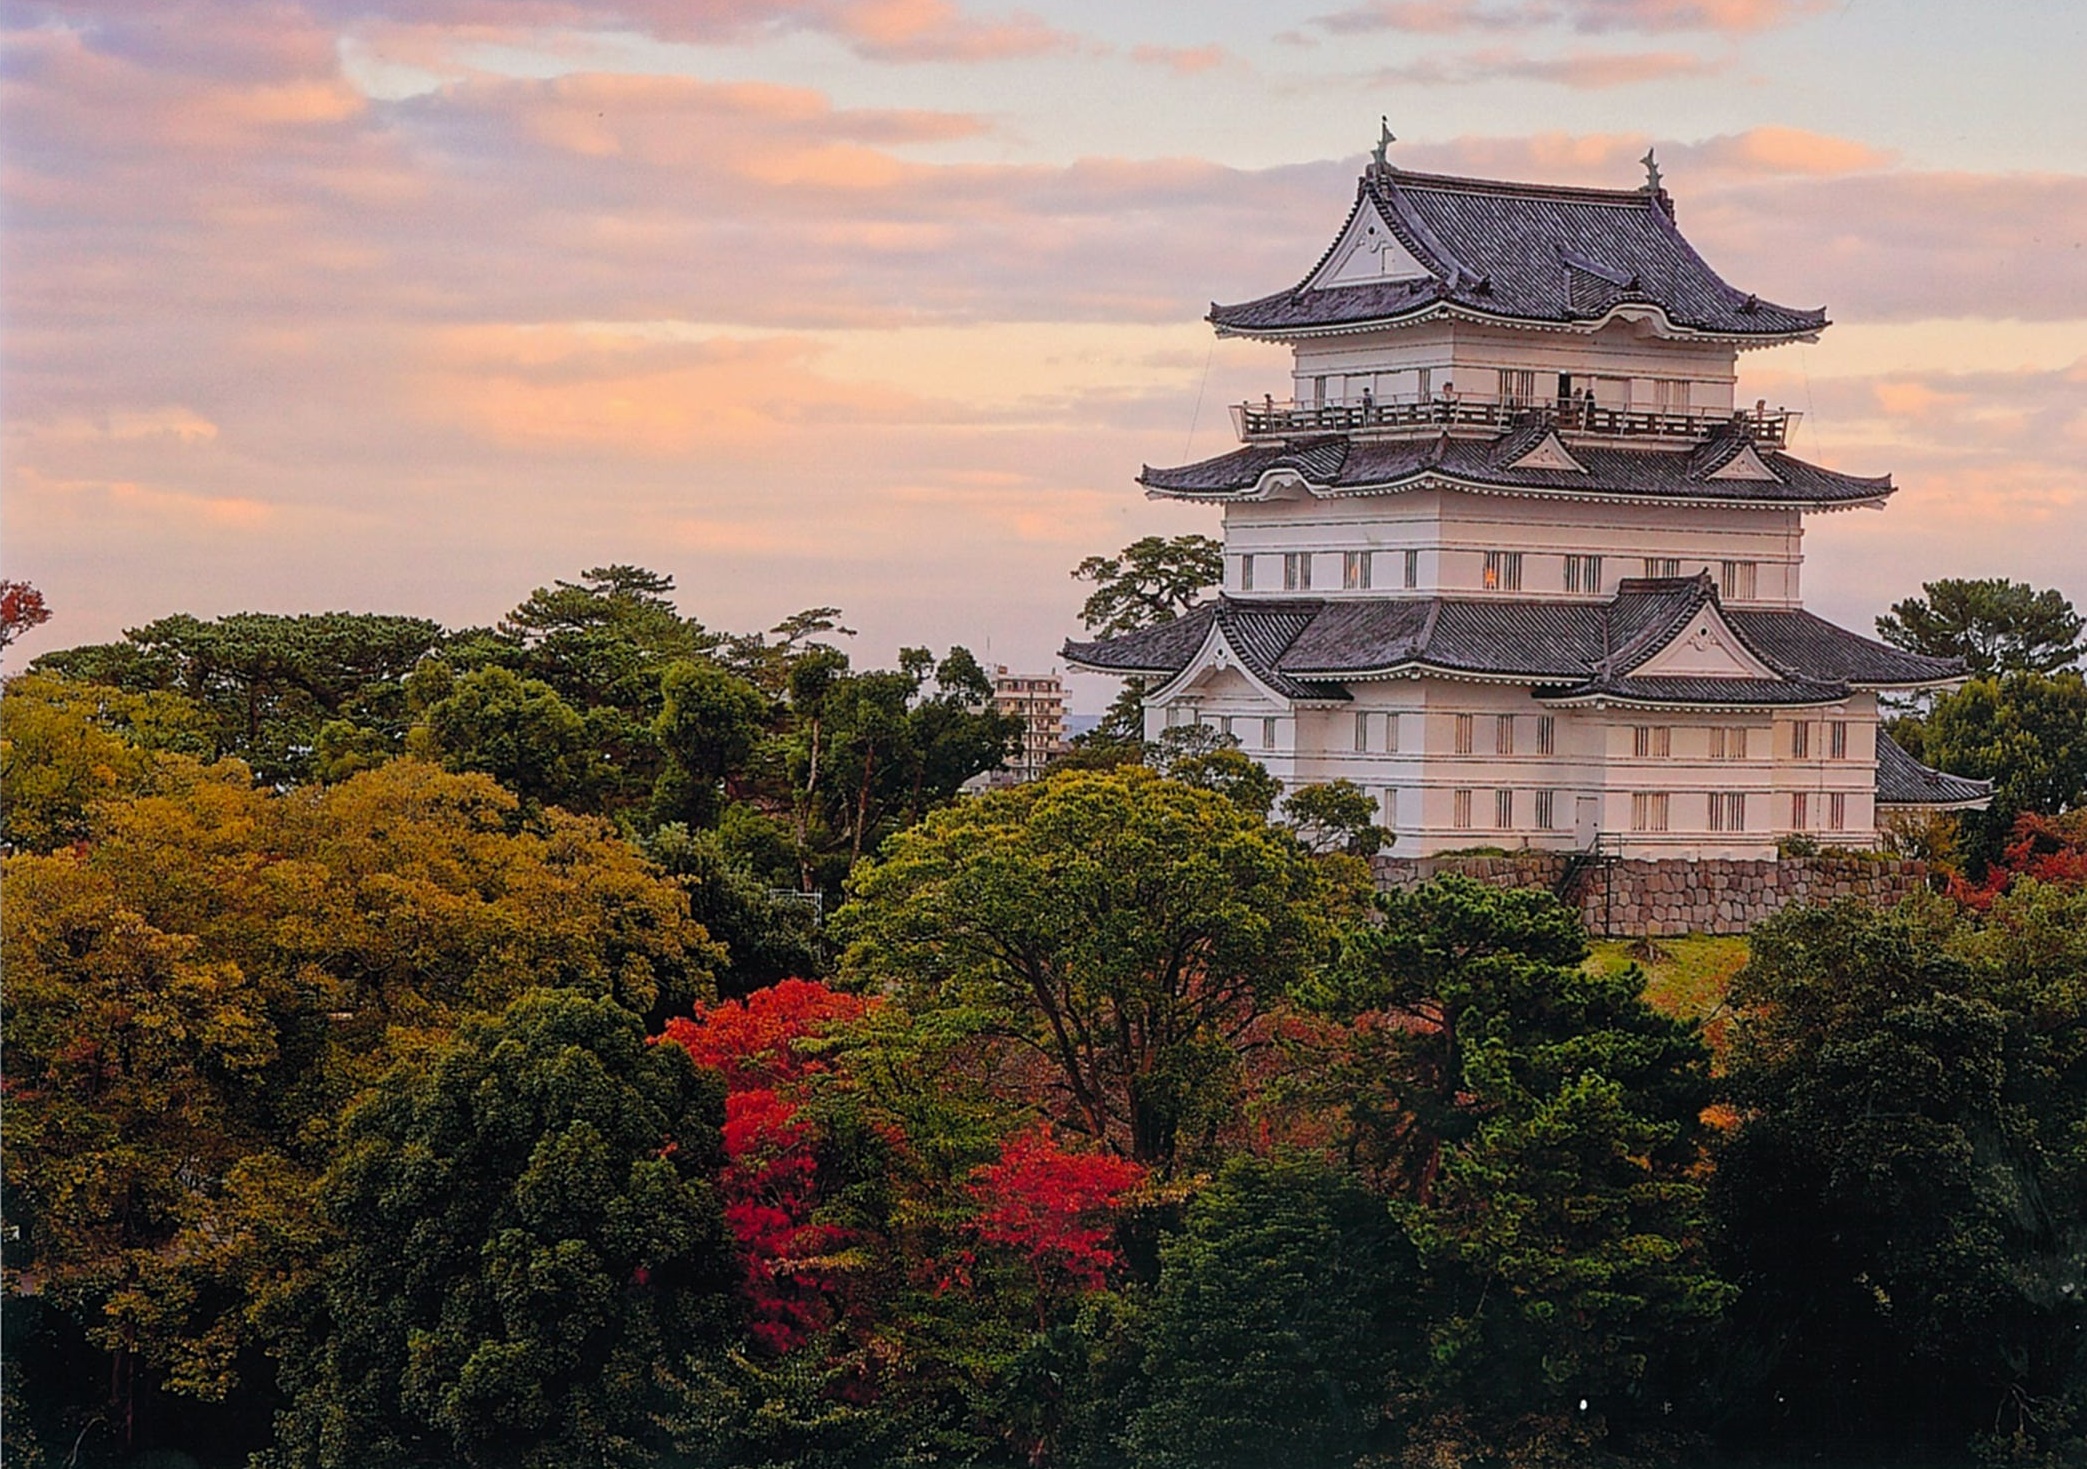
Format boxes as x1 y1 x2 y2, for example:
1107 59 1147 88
1370 116 1395 177
1640 146 1662 193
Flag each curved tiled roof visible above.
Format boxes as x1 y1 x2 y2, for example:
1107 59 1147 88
1211 167 1826 340
1063 579 1968 702
1140 422 1890 508
1874 732 1994 808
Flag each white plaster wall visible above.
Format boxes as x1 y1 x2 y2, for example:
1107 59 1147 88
1224 490 1806 605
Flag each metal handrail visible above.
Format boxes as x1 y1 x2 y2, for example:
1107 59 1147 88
1232 395 1794 449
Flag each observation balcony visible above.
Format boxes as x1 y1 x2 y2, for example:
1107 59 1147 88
1232 393 1795 449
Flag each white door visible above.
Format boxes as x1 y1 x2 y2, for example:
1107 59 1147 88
1574 795 1601 848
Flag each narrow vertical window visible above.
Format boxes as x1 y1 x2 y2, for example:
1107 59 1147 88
1720 560 1758 601
1535 789 1556 830
1482 551 1523 591
1563 554 1603 595
1403 549 1420 589
1790 791 1809 830
1263 717 1278 749
1828 792 1848 831
1709 727 1727 761
1219 715 1234 740
1495 789 1514 829
1239 555 1254 592
1732 727 1748 760
1631 792 1671 833
1829 720 1849 760
1633 725 1671 759
1453 789 1474 829
1354 711 1370 752
1791 721 1810 759
1342 551 1371 590
1536 715 1555 755
1385 712 1400 753
1644 557 1680 578
1710 792 1746 832
1454 714 1475 755
1495 715 1515 756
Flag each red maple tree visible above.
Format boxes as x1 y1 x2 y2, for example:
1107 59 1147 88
0 579 51 652
966 1125 1145 1315
1950 810 2087 909
657 980 873 1353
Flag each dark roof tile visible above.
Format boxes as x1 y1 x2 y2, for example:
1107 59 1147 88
1875 732 1993 807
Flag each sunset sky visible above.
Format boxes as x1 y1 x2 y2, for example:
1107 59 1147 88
5 0 2083 707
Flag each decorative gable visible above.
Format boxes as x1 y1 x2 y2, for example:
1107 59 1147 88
1503 430 1586 474
1706 442 1783 482
1630 602 1781 680
1310 204 1433 290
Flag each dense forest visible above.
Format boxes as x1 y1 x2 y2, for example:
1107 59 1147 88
2 561 2084 1469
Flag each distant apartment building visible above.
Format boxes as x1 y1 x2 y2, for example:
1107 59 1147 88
991 666 1069 783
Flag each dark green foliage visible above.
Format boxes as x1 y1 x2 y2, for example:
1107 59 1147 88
415 665 598 809
1323 878 1726 1431
1712 890 2087 1462
1282 779 1389 856
1126 1154 1415 1469
1919 670 2087 867
31 611 449 784
1877 577 2084 678
643 823 827 997
1070 535 1223 641
654 659 771 827
271 990 735 1469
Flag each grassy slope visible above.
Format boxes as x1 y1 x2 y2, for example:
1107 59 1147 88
1587 935 1750 1052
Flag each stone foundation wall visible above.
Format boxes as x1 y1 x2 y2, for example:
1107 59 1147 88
1370 851 1929 937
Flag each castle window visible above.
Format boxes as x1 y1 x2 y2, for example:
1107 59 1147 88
1790 791 1809 830
1454 714 1475 754
1654 378 1692 413
1495 789 1514 829
1564 554 1603 594
1790 721 1810 759
1633 725 1672 759
1828 792 1848 831
1404 549 1420 589
1644 557 1681 578
1219 715 1235 740
1720 560 1758 601
1498 368 1537 406
1263 718 1279 749
1535 789 1557 829
1343 550 1371 589
1385 712 1400 753
1283 552 1311 591
1709 792 1746 832
1453 789 1474 829
1482 551 1523 591
1631 792 1671 832
1495 716 1515 756
1829 720 1849 760
1537 715 1556 755
1708 727 1749 760
1240 555 1254 592
1354 711 1370 752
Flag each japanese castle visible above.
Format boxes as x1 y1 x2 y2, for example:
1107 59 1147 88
1065 133 1989 859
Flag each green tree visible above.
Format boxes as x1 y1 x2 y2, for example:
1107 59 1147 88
1071 536 1223 641
1164 743 1283 818
271 989 736 1469
1126 1154 1416 1469
653 659 770 828
1877 577 2084 677
32 611 448 784
642 823 825 998
415 665 599 809
1712 891 2087 1462
838 767 1356 1170
1922 670 2087 866
1318 878 1726 1439
1282 780 1389 857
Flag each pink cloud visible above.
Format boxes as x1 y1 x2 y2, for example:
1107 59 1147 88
1369 45 1724 88
1129 43 1232 75
1314 0 1819 33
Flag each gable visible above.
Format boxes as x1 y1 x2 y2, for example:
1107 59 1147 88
1630 602 1781 679
1503 430 1586 474
1706 442 1782 482
1148 620 1294 708
1310 203 1433 290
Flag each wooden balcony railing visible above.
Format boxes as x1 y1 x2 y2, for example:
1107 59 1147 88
1231 394 1794 449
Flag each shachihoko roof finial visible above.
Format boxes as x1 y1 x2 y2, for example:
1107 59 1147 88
1640 146 1663 192
1371 116 1396 173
